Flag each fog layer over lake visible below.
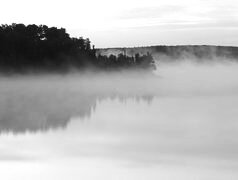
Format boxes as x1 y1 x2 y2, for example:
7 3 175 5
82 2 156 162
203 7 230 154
0 61 238 180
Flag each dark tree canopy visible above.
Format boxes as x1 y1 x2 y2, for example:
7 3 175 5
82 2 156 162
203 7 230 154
0 23 156 73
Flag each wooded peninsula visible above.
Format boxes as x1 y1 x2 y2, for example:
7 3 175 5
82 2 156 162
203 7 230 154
0 23 156 73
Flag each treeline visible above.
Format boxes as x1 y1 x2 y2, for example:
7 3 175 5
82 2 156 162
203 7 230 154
97 53 156 70
99 45 238 62
0 23 155 72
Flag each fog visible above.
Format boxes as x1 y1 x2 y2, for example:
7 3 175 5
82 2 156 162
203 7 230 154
1 60 238 180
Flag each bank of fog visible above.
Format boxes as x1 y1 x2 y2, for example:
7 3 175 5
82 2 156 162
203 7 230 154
0 60 238 97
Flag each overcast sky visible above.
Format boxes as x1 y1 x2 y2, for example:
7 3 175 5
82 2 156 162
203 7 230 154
1 0 238 47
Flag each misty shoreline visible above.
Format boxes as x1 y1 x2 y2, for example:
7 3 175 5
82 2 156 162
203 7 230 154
98 45 238 63
2 24 238 74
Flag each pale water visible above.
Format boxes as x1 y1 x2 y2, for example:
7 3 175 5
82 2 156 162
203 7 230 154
0 63 238 180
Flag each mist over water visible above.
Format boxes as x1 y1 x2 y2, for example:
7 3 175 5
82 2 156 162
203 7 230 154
1 60 238 180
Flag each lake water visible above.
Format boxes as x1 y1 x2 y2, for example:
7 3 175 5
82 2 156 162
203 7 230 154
0 63 238 180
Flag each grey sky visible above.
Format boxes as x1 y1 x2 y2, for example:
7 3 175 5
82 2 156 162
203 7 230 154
1 0 238 47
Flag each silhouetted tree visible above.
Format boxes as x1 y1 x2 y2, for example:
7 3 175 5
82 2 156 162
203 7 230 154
0 23 156 73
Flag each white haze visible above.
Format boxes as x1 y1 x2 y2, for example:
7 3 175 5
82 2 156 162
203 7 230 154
1 60 238 97
0 60 238 180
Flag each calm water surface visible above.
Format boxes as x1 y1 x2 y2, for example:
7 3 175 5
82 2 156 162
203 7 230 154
1 64 238 180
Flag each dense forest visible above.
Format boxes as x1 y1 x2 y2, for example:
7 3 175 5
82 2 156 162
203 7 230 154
0 23 156 73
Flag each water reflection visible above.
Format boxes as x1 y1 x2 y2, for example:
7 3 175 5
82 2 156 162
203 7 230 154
0 89 153 134
0 68 238 180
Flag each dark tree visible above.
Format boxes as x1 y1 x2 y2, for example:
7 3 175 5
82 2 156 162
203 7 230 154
0 23 156 73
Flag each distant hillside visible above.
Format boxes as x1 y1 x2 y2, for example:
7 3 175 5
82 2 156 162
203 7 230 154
97 45 238 63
